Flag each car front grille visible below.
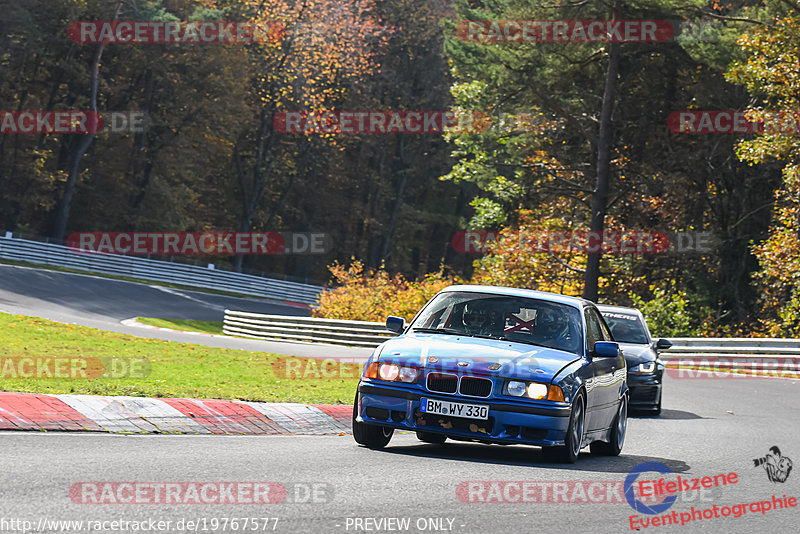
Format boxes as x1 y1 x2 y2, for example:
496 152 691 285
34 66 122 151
425 372 493 398
459 376 493 398
426 372 458 393
630 385 660 403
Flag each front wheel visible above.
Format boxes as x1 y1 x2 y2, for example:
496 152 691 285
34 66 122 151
352 393 393 449
543 390 585 464
591 394 627 456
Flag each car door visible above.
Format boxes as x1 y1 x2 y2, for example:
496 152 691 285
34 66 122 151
583 306 621 431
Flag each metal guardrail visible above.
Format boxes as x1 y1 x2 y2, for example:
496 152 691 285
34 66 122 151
223 311 397 347
660 337 800 354
0 235 323 305
660 337 800 374
222 312 800 374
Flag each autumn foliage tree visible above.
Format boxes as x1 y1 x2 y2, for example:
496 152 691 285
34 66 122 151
202 0 391 271
726 7 800 336
440 0 780 323
313 261 460 322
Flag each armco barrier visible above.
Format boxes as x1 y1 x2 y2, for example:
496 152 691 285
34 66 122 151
661 337 800 354
223 311 396 347
660 337 800 373
0 235 322 305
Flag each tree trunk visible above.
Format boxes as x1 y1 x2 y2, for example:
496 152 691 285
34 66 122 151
380 136 412 262
51 1 122 241
233 109 275 272
582 38 621 302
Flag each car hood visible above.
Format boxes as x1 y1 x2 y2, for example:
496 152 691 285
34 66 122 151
617 342 657 366
377 333 581 382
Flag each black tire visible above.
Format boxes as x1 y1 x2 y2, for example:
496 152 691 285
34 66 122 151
416 431 447 444
591 394 627 456
352 393 393 449
543 390 586 464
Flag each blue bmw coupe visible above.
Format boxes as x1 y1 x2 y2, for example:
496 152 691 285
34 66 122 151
353 285 629 463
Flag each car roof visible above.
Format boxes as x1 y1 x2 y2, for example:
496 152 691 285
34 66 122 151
596 304 653 341
596 304 644 316
439 284 593 309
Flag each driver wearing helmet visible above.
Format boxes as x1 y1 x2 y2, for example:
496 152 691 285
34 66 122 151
536 307 569 348
462 302 489 334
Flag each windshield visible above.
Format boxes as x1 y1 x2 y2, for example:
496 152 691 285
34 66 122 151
411 291 583 354
601 312 649 344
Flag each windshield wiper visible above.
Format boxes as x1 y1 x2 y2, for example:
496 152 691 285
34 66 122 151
411 327 464 336
497 337 550 348
417 330 506 341
469 333 503 340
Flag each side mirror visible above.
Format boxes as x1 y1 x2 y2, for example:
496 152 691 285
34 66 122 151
593 341 620 357
655 338 672 350
386 316 406 334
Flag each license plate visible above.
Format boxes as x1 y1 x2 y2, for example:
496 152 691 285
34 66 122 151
420 397 489 420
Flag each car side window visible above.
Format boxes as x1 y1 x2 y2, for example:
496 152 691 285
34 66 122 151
594 309 613 341
584 308 606 351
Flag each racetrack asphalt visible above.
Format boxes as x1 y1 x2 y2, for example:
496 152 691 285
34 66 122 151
0 265 799 532
0 374 798 533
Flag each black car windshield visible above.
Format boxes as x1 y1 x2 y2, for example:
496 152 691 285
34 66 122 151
601 313 649 344
411 291 583 354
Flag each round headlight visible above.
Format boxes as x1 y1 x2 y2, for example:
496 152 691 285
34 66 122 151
507 380 527 396
378 363 400 381
398 366 418 383
526 383 548 400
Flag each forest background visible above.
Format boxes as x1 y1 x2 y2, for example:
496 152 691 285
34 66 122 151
2 0 799 336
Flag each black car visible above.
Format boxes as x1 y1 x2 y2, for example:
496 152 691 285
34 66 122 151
598 305 671 415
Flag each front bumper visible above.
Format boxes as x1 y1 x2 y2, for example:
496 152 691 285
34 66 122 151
626 371 662 409
356 381 572 446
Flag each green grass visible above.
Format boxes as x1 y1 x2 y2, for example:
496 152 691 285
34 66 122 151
0 313 360 404
136 317 224 335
